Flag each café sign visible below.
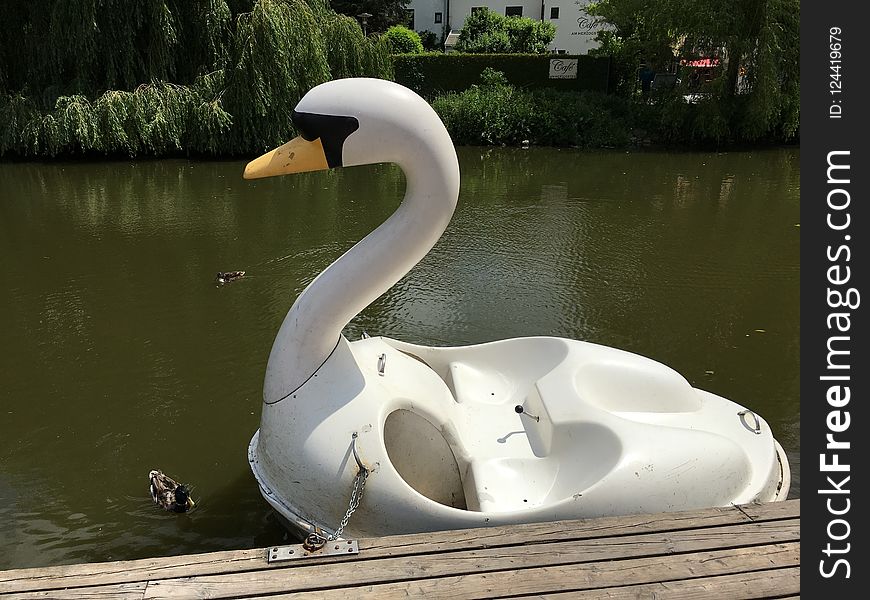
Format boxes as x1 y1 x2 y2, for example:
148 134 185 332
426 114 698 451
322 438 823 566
549 58 578 79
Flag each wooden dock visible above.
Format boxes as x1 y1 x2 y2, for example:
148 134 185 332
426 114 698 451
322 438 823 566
0 499 799 599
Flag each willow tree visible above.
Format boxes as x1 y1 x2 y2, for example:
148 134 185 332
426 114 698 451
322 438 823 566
0 0 392 157
323 14 393 80
220 0 331 152
329 0 411 35
588 0 799 142
0 0 185 97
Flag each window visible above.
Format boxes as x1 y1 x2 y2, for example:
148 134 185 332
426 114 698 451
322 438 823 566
471 7 486 15
435 12 442 24
550 7 560 19
406 9 415 30
505 6 523 17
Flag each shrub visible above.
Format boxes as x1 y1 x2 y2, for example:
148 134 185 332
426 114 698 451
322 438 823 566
503 15 556 54
479 67 508 87
391 54 612 98
417 30 439 52
455 9 555 54
432 70 635 148
382 25 424 54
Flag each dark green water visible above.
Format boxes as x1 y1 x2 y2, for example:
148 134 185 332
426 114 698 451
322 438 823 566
0 147 799 569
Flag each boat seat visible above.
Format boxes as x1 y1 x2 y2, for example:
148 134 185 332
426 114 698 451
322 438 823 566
462 456 558 512
533 350 702 426
456 359 637 512
460 417 622 513
384 336 698 514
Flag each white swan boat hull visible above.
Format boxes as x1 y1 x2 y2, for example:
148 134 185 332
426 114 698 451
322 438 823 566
248 334 790 539
242 78 790 540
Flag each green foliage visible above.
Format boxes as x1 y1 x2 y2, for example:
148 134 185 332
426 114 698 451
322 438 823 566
431 70 635 148
0 0 393 157
455 9 555 54
417 30 439 52
0 0 199 98
392 54 611 98
328 0 410 35
1 81 233 156
382 25 424 54
0 94 42 156
502 13 557 54
432 70 632 147
588 0 800 143
429 67 793 149
222 0 330 152
479 67 508 88
322 14 394 80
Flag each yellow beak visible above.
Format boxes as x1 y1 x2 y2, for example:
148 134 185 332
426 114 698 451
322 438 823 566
243 136 329 179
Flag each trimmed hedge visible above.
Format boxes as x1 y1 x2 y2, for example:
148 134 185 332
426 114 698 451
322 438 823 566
392 54 611 98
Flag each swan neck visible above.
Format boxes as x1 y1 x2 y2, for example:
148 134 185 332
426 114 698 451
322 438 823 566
263 149 459 403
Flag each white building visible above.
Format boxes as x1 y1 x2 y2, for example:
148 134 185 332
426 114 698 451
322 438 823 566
406 0 605 55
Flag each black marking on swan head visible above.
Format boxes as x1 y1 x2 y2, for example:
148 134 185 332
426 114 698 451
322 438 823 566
291 110 359 169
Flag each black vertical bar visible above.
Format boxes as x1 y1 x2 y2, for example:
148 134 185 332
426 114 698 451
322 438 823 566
802 0 868 596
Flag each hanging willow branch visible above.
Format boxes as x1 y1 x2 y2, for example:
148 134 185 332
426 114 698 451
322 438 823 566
0 0 392 157
322 13 394 81
222 0 331 153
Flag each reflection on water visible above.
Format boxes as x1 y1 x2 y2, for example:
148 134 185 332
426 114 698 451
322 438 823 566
0 147 799 569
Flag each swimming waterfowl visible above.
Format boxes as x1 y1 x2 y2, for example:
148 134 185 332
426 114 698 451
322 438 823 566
148 470 195 513
216 271 245 283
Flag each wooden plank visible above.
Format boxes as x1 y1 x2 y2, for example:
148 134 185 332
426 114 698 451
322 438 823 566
1 581 147 600
233 543 800 600
140 528 799 599
0 550 263 595
0 500 799 594
360 500 799 557
735 500 799 522
1 566 802 600
247 568 803 600
527 567 801 599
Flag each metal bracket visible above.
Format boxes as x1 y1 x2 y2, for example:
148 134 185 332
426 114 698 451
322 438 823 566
267 539 359 563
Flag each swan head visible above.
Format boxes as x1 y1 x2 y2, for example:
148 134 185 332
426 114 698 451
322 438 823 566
243 78 455 179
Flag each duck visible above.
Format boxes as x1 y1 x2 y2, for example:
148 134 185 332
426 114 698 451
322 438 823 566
216 270 245 284
148 470 195 513
241 78 789 539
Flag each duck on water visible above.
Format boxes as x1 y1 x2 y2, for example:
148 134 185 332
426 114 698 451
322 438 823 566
216 271 245 284
149 470 195 513
241 78 790 540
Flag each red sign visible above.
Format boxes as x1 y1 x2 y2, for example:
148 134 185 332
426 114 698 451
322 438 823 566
682 58 720 68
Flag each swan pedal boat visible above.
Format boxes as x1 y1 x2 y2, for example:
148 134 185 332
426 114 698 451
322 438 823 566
242 78 790 539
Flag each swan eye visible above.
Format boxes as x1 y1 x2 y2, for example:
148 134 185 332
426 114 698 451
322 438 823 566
291 110 359 168
291 111 319 142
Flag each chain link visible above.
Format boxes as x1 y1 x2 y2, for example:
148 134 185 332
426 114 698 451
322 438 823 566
333 465 368 539
303 432 369 551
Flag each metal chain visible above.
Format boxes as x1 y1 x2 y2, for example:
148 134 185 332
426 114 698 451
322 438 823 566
303 432 369 551
332 465 368 540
